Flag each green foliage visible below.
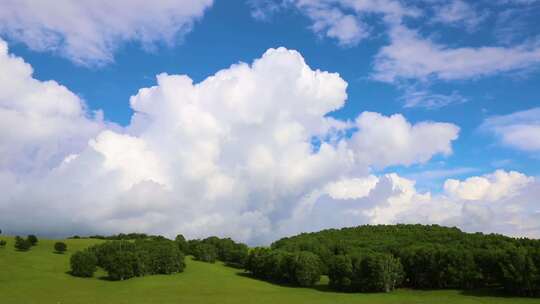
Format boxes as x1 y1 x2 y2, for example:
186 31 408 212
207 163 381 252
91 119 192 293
245 249 321 287
27 235 38 246
54 242 67 253
187 237 249 267
81 238 185 281
14 236 31 251
137 239 186 275
0 240 6 247
105 250 138 280
358 253 403 292
193 243 218 263
272 224 540 296
293 251 322 287
175 234 189 253
328 255 353 290
70 250 97 277
499 247 540 297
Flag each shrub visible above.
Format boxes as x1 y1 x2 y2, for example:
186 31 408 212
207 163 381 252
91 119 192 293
54 242 67 253
14 236 31 251
0 240 6 248
70 250 97 277
27 235 38 246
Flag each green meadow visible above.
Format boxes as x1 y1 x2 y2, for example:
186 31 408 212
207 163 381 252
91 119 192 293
1 236 539 304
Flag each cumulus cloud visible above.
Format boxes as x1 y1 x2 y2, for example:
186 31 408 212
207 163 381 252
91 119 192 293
351 112 459 168
444 170 533 201
0 39 105 174
286 170 540 239
0 39 467 244
0 0 213 65
481 107 540 152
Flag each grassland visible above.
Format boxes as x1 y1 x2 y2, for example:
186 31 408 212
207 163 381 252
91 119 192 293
1 235 539 304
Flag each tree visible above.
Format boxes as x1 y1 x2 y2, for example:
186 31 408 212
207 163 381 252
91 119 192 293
14 236 31 251
27 235 38 246
147 241 185 274
358 253 403 292
293 251 322 287
70 250 97 277
500 247 539 296
192 243 218 263
175 234 189 253
54 242 67 254
328 254 353 291
245 247 271 278
104 251 138 280
0 240 6 248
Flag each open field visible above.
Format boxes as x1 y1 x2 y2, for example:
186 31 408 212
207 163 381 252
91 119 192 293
1 236 539 304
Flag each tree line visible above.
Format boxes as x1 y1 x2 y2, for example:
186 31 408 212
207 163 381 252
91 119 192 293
268 224 540 297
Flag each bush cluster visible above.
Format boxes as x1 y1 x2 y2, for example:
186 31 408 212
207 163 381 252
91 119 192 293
245 248 322 287
271 224 540 296
54 242 68 253
70 249 98 277
188 236 248 267
14 236 32 251
70 238 185 280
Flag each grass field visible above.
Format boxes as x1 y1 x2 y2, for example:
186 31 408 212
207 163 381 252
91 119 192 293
1 236 539 304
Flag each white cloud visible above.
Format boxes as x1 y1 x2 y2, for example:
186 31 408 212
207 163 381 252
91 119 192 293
0 39 105 174
324 175 378 199
251 0 419 46
400 88 468 108
373 25 540 83
0 40 465 244
250 0 540 88
481 107 540 152
444 170 533 201
432 0 485 31
351 111 459 168
0 0 213 65
284 170 540 239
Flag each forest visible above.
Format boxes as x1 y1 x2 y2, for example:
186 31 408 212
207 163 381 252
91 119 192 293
59 224 540 297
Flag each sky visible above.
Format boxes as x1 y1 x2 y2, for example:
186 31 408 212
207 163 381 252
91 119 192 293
0 0 539 244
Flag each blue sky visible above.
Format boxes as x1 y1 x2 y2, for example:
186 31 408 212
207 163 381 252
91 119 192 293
0 0 539 242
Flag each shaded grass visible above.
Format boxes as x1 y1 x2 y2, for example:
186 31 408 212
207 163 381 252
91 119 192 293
1 236 539 304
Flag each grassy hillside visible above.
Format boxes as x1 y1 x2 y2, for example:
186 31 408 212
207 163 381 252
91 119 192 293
1 235 539 304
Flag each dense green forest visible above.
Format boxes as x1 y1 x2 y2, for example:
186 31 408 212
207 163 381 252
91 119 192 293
46 224 540 297
265 224 540 296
